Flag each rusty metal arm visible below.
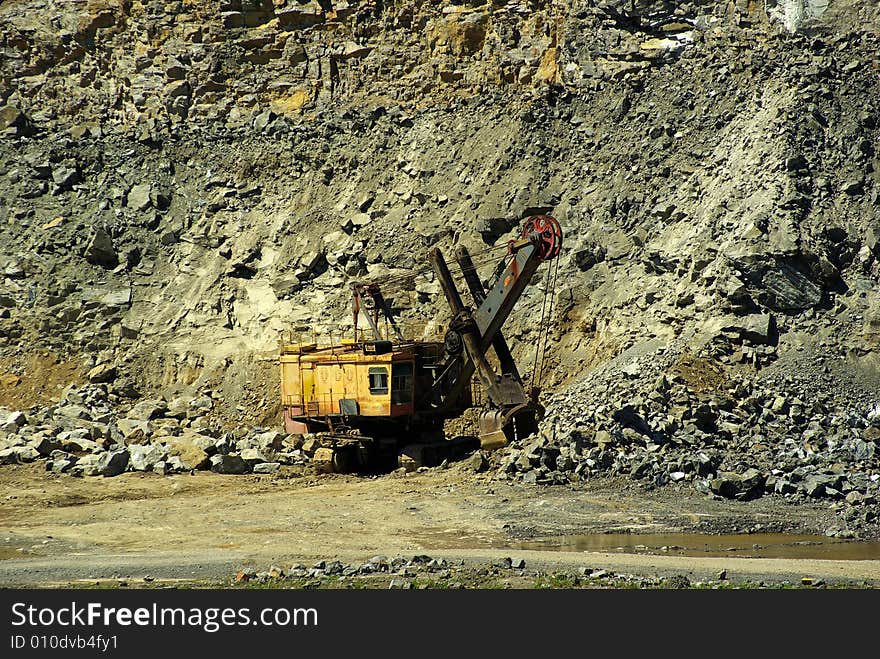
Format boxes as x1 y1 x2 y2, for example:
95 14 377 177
352 285 383 342
428 240 544 412
428 247 500 398
368 285 405 343
352 283 405 343
455 245 521 383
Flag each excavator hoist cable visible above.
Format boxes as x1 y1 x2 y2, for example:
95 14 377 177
527 219 562 393
536 253 561 387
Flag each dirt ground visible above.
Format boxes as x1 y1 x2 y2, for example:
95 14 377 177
2 461 879 588
0 353 85 411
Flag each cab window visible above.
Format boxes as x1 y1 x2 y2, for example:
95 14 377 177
391 363 413 404
368 367 388 395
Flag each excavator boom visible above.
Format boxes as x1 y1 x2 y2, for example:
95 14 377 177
428 215 563 447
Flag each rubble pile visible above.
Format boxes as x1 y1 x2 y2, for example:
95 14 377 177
0 384 307 477
233 554 698 589
495 337 880 535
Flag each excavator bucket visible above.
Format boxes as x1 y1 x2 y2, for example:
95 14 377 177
479 406 540 450
478 409 508 451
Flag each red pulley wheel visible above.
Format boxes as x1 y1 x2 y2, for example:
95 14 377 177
522 215 563 260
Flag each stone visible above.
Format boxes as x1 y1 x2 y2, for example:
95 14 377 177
126 399 168 420
213 433 235 454
85 229 118 268
299 251 324 271
466 451 488 472
253 462 281 474
276 6 324 29
52 167 80 188
165 80 191 99
0 105 32 135
72 454 103 476
770 396 788 414
210 453 249 474
802 473 839 498
760 264 822 311
54 404 92 420
167 435 211 470
221 11 245 28
100 289 131 307
87 363 117 383
116 321 139 339
128 444 167 471
710 469 765 500
189 434 219 455
165 59 187 80
189 396 213 411
49 456 77 474
612 405 652 436
164 456 185 472
127 184 152 211
841 178 864 195
723 314 776 345
253 109 275 132
1 411 27 430
850 440 875 461
239 448 268 465
97 449 129 477
152 418 181 435
0 446 40 464
859 415 880 445
254 430 285 452
29 436 61 456
166 396 193 419
59 435 103 454
785 154 808 172
118 418 152 438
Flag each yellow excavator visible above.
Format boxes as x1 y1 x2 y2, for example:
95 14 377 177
278 215 563 473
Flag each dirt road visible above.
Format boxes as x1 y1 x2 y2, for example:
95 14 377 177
1 462 879 588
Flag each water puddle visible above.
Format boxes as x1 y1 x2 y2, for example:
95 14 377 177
508 533 880 560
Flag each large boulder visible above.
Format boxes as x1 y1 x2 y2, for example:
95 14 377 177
709 469 766 500
85 229 119 269
126 399 168 421
128 444 167 471
166 433 211 470
97 449 129 476
239 448 268 465
0 446 40 464
210 453 249 474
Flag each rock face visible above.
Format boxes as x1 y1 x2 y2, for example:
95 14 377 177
0 1 879 536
